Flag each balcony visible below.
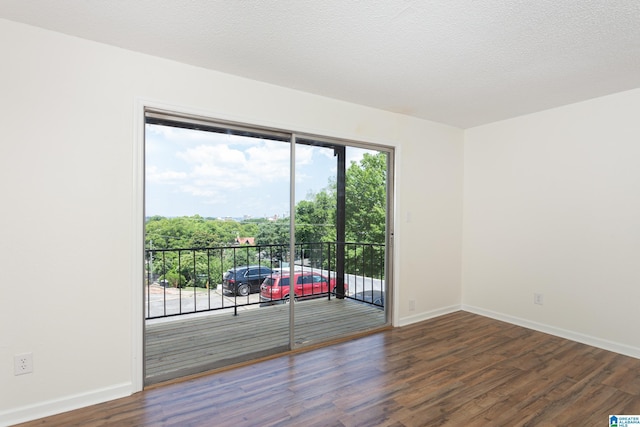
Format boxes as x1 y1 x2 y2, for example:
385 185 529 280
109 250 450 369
144 242 387 384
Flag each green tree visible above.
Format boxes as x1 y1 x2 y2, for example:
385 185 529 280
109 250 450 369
255 219 289 264
189 227 218 248
295 190 336 268
295 193 335 244
161 270 186 288
345 152 386 244
255 219 290 245
217 220 243 245
241 222 259 237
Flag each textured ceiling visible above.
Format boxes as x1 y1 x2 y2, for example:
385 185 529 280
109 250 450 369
1 0 639 128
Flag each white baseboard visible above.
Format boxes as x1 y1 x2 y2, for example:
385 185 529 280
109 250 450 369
462 304 640 360
5 304 639 426
397 304 461 327
0 382 133 427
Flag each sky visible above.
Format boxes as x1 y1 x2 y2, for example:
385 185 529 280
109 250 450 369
145 124 375 219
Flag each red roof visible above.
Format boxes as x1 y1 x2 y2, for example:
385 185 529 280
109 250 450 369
235 237 255 245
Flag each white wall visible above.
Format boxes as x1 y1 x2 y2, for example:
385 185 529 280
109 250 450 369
395 116 463 324
4 13 639 426
0 19 464 424
463 89 640 357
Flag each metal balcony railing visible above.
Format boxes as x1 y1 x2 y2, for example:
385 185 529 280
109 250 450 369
145 242 385 319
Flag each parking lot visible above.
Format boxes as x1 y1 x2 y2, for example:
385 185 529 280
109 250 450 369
145 284 261 321
145 271 384 321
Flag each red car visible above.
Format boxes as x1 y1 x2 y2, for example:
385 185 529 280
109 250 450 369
260 271 341 304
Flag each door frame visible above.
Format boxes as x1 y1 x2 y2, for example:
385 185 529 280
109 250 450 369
132 99 396 392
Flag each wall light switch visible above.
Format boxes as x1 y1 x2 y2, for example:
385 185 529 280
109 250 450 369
534 293 544 305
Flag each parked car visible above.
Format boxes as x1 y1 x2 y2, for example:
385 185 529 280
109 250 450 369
222 265 274 296
352 290 385 308
260 271 342 305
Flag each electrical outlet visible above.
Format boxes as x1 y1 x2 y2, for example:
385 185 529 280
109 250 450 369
534 293 544 306
409 299 416 311
14 353 33 375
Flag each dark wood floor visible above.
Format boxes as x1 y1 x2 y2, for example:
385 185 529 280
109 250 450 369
18 311 640 426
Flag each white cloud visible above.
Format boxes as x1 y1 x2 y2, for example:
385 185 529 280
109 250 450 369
146 123 368 217
146 124 221 144
176 140 292 191
178 144 246 166
346 147 378 166
178 184 220 198
146 165 188 183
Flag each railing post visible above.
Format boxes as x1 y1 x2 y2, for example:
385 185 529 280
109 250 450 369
335 145 346 299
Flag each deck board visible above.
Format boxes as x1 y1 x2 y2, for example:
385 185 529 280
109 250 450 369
145 297 387 384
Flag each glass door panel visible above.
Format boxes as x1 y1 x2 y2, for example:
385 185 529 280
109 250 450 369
144 114 291 384
292 139 389 348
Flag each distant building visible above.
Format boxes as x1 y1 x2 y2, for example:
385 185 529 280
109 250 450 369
235 236 255 245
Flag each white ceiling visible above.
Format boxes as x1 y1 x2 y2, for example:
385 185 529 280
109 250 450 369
2 0 639 128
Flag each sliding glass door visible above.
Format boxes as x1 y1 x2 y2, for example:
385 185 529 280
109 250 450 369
143 109 392 385
291 138 390 347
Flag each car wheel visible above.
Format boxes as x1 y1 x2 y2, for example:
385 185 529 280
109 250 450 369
237 283 250 296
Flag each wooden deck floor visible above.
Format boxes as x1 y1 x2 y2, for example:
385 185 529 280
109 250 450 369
145 297 387 385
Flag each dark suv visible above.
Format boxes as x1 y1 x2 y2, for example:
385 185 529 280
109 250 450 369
222 265 273 296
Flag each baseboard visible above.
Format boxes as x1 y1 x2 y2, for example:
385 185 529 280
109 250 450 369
6 305 637 426
0 382 133 427
462 304 640 360
397 304 461 327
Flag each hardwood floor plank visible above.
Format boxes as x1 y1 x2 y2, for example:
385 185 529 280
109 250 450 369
16 311 640 427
